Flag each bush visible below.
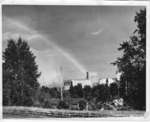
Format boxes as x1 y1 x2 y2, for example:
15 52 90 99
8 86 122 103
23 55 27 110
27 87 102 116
57 100 69 109
43 100 52 108
23 98 34 106
87 102 97 110
78 100 86 110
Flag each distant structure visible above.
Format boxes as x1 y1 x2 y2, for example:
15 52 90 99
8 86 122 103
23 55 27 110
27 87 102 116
63 71 118 90
64 80 72 91
88 72 99 84
71 79 92 87
63 72 98 90
96 78 116 86
59 66 64 100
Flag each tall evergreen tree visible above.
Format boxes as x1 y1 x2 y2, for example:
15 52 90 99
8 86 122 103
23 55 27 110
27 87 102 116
112 9 146 110
3 38 40 106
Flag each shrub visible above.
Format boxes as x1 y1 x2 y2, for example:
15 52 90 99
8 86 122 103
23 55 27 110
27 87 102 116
43 100 52 108
78 100 86 110
57 100 69 109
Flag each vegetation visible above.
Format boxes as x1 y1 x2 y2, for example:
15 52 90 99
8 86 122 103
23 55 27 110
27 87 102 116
57 100 69 109
2 8 146 111
3 38 40 106
69 83 83 98
83 85 92 101
78 100 86 110
110 82 118 98
112 9 146 110
92 84 111 103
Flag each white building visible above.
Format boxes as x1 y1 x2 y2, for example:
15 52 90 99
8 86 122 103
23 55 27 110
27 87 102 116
98 78 116 86
63 72 117 90
64 72 98 90
71 79 92 87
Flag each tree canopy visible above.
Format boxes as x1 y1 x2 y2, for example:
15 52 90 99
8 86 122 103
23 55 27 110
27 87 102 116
3 38 41 106
112 9 146 110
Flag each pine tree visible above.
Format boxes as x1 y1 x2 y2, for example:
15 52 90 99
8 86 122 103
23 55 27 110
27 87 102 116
3 38 40 106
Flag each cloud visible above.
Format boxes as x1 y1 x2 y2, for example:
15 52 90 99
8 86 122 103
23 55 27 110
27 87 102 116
91 28 103 35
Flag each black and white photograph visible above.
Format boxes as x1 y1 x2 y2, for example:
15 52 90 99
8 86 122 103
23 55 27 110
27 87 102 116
1 0 149 119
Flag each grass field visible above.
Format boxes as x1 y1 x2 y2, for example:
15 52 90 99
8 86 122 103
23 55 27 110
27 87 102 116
3 106 145 118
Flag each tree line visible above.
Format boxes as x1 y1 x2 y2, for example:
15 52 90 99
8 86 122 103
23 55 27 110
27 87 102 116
69 81 118 103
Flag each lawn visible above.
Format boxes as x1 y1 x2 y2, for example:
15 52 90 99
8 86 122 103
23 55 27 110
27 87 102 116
3 106 145 118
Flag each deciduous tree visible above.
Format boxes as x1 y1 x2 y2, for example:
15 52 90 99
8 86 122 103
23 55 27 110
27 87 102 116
112 9 146 110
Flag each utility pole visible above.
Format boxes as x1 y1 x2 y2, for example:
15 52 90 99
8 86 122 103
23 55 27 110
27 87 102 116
60 87 63 101
60 66 63 101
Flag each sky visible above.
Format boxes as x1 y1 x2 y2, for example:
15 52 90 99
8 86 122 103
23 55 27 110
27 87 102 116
2 5 144 87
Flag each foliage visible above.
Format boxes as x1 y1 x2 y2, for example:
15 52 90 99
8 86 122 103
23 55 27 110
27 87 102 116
57 100 69 109
78 100 86 110
43 100 52 108
69 83 74 98
83 85 92 101
3 38 40 106
36 86 61 108
69 83 83 98
49 87 60 98
69 83 114 106
112 9 146 110
92 84 110 103
110 83 118 98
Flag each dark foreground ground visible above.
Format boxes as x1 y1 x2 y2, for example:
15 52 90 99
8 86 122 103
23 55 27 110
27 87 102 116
3 106 145 118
